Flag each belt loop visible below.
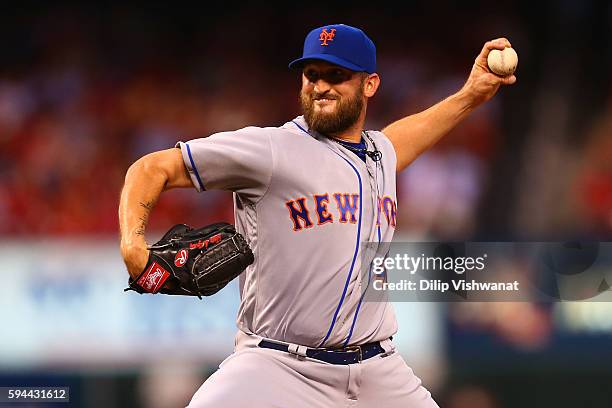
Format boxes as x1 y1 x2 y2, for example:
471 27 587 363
287 343 308 357
379 337 396 356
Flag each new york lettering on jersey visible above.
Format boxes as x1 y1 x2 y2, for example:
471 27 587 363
286 193 397 231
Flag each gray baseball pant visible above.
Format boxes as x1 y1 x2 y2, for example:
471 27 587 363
187 330 439 408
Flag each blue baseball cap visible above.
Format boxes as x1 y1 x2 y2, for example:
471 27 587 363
289 24 376 73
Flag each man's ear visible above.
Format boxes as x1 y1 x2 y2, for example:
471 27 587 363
363 73 380 98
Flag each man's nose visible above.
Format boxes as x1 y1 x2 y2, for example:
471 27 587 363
313 79 332 94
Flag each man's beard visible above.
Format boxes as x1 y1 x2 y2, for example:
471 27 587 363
300 87 364 136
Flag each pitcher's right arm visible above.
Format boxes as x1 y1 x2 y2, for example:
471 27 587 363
119 148 193 279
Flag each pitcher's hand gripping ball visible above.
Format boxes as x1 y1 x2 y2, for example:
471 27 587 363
487 47 518 76
125 223 254 297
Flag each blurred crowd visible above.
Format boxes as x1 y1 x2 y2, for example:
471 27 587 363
0 64 238 234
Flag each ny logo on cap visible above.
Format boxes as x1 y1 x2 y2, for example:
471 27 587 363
319 28 336 46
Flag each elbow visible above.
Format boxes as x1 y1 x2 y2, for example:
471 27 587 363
125 156 147 183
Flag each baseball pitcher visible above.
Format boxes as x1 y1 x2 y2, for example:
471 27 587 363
119 24 516 407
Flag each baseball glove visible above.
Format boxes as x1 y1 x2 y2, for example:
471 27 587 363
125 223 254 298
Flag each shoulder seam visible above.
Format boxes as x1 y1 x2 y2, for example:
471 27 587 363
252 131 275 204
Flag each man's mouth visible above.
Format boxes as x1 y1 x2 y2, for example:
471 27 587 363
313 95 338 101
313 96 338 106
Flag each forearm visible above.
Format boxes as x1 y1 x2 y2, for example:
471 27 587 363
119 157 167 276
383 89 475 172
118 148 194 277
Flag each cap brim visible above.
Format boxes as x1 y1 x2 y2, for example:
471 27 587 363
288 54 366 72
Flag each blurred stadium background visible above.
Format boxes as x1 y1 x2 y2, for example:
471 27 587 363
0 3 611 407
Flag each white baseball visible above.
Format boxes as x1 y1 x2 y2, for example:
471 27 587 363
487 47 518 76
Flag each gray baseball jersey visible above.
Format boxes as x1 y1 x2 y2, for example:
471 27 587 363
177 115 399 348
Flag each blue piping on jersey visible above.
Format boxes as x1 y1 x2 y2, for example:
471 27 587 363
343 143 384 346
319 153 363 348
291 120 308 134
343 220 382 347
343 261 372 347
291 120 363 348
185 142 206 191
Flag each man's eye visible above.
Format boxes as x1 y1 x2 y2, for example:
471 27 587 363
329 70 345 81
304 70 319 82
